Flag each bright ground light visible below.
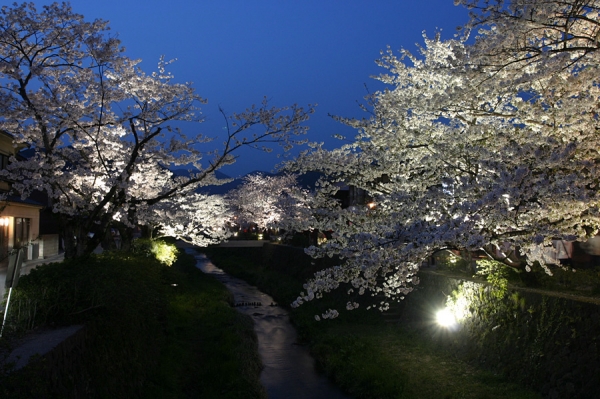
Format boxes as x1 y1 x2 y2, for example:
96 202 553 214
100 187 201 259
436 308 457 328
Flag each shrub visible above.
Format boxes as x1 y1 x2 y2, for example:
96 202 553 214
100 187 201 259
0 253 170 398
131 238 178 266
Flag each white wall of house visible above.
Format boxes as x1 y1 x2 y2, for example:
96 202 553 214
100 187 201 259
38 234 60 258
0 202 42 261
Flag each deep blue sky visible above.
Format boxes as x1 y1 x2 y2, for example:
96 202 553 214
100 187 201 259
28 1 472 177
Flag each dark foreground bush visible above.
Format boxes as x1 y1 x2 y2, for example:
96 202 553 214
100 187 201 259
0 252 169 398
0 249 265 399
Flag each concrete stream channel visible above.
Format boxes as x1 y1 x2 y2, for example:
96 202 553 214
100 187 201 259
189 250 350 399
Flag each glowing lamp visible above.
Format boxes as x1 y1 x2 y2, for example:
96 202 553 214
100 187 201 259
436 308 457 328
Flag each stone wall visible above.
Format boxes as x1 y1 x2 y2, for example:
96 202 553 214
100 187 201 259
39 234 60 258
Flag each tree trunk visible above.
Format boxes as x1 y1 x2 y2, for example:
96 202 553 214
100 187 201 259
119 225 134 252
62 224 79 259
60 217 108 259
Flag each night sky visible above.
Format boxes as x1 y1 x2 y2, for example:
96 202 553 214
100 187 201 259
26 1 472 177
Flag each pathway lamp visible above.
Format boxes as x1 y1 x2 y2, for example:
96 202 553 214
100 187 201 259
436 308 457 328
435 289 472 330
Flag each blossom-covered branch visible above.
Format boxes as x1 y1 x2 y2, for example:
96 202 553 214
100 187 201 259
0 2 312 257
286 0 600 316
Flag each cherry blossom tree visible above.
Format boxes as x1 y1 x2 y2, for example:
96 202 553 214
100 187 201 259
0 2 312 257
140 192 233 247
287 0 600 316
226 173 318 236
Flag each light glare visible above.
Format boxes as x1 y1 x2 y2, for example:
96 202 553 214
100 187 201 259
436 308 457 327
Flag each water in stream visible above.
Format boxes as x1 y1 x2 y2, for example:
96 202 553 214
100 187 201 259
191 251 349 399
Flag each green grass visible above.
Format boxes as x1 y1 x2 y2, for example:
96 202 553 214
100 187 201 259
203 246 541 399
308 323 541 399
0 248 265 399
144 250 265 399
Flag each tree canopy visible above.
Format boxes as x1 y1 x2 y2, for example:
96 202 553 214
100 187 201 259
286 0 600 315
0 2 312 257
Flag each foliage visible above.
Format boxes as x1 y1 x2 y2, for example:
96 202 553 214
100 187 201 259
144 250 265 399
2 254 165 332
526 262 600 295
151 240 178 266
0 250 265 398
131 238 178 266
0 2 312 257
433 250 472 273
308 324 540 399
0 253 169 397
475 259 509 300
283 0 600 314
410 270 600 397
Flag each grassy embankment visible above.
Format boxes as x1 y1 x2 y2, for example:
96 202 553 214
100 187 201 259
202 246 541 399
0 246 265 399
145 247 265 399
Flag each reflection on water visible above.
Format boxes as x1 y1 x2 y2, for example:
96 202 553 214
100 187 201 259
191 251 349 399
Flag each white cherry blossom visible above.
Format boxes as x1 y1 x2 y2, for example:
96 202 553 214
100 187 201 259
0 3 312 257
286 0 600 315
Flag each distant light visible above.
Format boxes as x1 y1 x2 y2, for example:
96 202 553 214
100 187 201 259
258 234 264 240
367 202 376 209
436 308 457 328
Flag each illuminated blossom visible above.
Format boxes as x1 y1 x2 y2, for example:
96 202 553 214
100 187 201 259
285 0 600 314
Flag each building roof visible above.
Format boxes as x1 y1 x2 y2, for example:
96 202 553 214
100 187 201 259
2 194 44 208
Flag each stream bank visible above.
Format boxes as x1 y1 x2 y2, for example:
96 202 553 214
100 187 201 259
190 251 349 399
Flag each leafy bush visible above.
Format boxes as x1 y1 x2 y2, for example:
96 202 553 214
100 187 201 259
476 259 510 299
1 249 266 398
131 238 178 266
0 253 170 398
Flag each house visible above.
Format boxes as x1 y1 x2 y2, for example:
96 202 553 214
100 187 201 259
0 132 61 276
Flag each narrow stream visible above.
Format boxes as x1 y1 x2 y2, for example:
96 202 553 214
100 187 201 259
190 251 350 399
